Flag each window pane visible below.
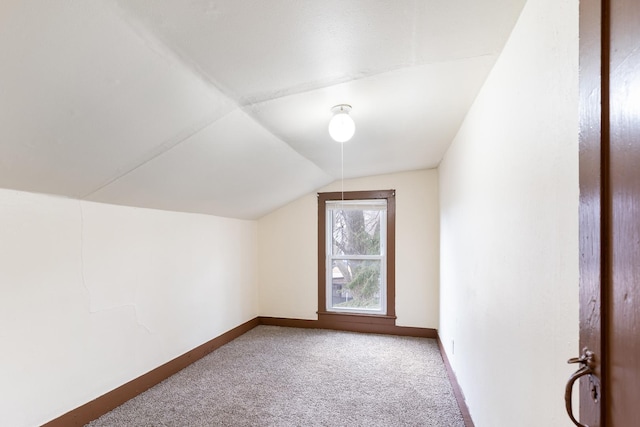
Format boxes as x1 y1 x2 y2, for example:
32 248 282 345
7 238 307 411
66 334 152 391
330 207 383 256
330 259 381 310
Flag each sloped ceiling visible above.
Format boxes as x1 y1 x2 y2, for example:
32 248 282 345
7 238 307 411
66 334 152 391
0 0 526 219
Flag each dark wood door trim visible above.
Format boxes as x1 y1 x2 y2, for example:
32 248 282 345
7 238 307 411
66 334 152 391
578 0 607 425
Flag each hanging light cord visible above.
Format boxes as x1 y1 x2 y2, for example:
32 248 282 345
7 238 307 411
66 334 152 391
341 141 344 202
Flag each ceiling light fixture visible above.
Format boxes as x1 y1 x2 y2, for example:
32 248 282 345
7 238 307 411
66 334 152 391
328 104 355 143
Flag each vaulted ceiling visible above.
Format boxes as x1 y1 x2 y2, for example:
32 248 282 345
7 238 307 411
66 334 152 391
0 0 526 219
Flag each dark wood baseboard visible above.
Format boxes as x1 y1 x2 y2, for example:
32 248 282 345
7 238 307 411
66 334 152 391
437 337 475 427
42 317 260 427
42 316 461 427
258 315 437 338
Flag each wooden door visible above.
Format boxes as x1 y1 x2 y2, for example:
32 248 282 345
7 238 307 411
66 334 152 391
606 0 640 424
576 0 640 425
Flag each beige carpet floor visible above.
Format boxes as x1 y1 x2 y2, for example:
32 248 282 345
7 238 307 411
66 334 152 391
86 326 465 426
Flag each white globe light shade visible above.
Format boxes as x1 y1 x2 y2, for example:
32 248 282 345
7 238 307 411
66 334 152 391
328 110 355 142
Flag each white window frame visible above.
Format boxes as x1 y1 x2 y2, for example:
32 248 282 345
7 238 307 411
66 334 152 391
325 199 387 315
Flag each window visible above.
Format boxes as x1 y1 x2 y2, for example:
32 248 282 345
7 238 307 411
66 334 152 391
318 190 396 323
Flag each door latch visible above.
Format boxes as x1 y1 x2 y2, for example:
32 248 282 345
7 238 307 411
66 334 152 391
565 348 596 427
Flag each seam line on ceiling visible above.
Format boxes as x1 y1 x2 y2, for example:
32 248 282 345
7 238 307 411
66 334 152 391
79 111 233 199
108 0 241 105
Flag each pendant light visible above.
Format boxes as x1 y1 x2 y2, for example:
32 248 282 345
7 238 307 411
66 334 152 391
328 104 355 143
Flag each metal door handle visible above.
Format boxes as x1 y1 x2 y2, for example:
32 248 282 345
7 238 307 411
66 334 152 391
565 349 595 427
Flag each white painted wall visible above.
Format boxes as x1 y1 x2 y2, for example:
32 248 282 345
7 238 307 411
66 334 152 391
0 189 258 427
258 169 439 328
438 0 579 426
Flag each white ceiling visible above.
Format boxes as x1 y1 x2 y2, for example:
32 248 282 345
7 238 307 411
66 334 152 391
0 0 526 219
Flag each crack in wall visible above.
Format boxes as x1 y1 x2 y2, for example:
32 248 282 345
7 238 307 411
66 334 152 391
78 200 152 335
91 303 153 335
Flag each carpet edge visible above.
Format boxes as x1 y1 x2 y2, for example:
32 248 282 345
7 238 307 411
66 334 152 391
41 317 471 427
